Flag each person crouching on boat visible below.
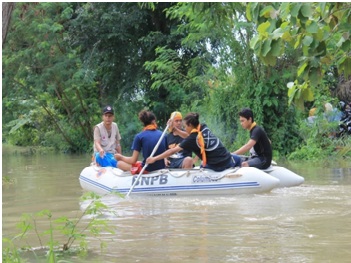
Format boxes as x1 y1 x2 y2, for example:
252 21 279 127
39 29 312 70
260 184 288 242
93 105 131 171
114 110 168 173
232 108 272 169
146 112 241 172
166 111 198 169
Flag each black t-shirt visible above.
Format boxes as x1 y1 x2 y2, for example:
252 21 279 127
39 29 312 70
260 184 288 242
179 124 231 168
166 132 192 159
250 125 272 164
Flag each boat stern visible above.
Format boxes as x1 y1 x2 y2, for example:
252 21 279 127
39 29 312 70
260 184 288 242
264 166 304 187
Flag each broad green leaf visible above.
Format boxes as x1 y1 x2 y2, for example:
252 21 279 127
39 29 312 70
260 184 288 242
301 87 314 101
337 55 346 65
260 5 275 18
291 3 301 17
320 55 332 64
333 9 346 21
315 28 326 41
294 34 302 49
315 41 326 57
336 36 346 48
246 3 252 21
306 21 319 33
257 21 271 35
262 39 272 56
318 2 326 14
280 3 290 20
295 95 305 110
341 39 351 52
339 56 351 79
261 54 277 66
249 34 260 50
295 88 301 100
272 28 283 39
61 7 73 19
308 67 321 86
246 2 259 22
263 99 271 106
267 19 277 33
280 21 290 30
297 62 308 76
288 87 296 105
300 4 312 18
270 39 282 56
302 35 313 46
252 38 262 54
50 23 63 33
310 57 320 68
282 31 292 42
302 44 309 56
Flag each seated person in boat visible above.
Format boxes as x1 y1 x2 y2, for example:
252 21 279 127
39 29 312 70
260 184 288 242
232 108 272 169
93 105 131 170
166 111 198 169
115 110 167 173
146 112 241 172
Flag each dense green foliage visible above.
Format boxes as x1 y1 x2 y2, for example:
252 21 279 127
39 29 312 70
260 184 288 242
247 2 351 109
2 2 351 159
3 3 98 152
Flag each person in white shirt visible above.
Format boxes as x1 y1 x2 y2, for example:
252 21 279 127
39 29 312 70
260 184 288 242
93 105 130 170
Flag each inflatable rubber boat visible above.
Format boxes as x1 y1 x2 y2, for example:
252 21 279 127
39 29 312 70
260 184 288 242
79 164 303 196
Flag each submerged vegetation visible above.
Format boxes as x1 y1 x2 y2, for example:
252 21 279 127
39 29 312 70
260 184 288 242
2 192 119 262
2 3 351 157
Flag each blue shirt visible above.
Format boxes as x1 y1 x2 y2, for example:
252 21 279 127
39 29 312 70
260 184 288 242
132 129 167 172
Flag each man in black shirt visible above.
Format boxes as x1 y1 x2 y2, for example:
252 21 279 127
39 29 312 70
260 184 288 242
232 108 272 169
147 112 241 172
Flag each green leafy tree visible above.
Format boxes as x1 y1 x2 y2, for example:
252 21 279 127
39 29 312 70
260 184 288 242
247 2 351 108
3 3 100 152
5 2 338 158
163 2 301 155
68 3 185 122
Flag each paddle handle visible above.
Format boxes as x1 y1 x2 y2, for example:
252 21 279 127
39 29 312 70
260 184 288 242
126 112 177 197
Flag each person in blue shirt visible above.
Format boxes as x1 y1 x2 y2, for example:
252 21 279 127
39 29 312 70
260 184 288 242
323 102 342 122
115 110 167 173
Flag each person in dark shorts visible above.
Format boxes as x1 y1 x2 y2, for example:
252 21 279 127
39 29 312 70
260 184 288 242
232 108 272 169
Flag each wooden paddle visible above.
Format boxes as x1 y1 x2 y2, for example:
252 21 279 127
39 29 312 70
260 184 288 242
126 112 177 197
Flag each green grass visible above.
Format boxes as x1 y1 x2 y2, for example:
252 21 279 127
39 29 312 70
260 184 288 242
2 143 55 155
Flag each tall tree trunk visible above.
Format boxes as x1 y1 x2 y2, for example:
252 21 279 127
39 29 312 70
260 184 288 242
2 2 15 46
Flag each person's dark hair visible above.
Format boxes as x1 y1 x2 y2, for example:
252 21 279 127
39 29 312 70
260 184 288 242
239 108 254 122
138 110 156 126
184 112 200 127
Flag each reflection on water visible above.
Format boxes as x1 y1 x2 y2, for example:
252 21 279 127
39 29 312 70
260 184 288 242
2 154 351 262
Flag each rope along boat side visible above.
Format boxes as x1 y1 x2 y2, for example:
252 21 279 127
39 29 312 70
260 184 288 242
79 166 281 196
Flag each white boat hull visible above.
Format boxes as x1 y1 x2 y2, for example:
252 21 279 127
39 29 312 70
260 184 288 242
79 166 281 196
263 166 305 187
